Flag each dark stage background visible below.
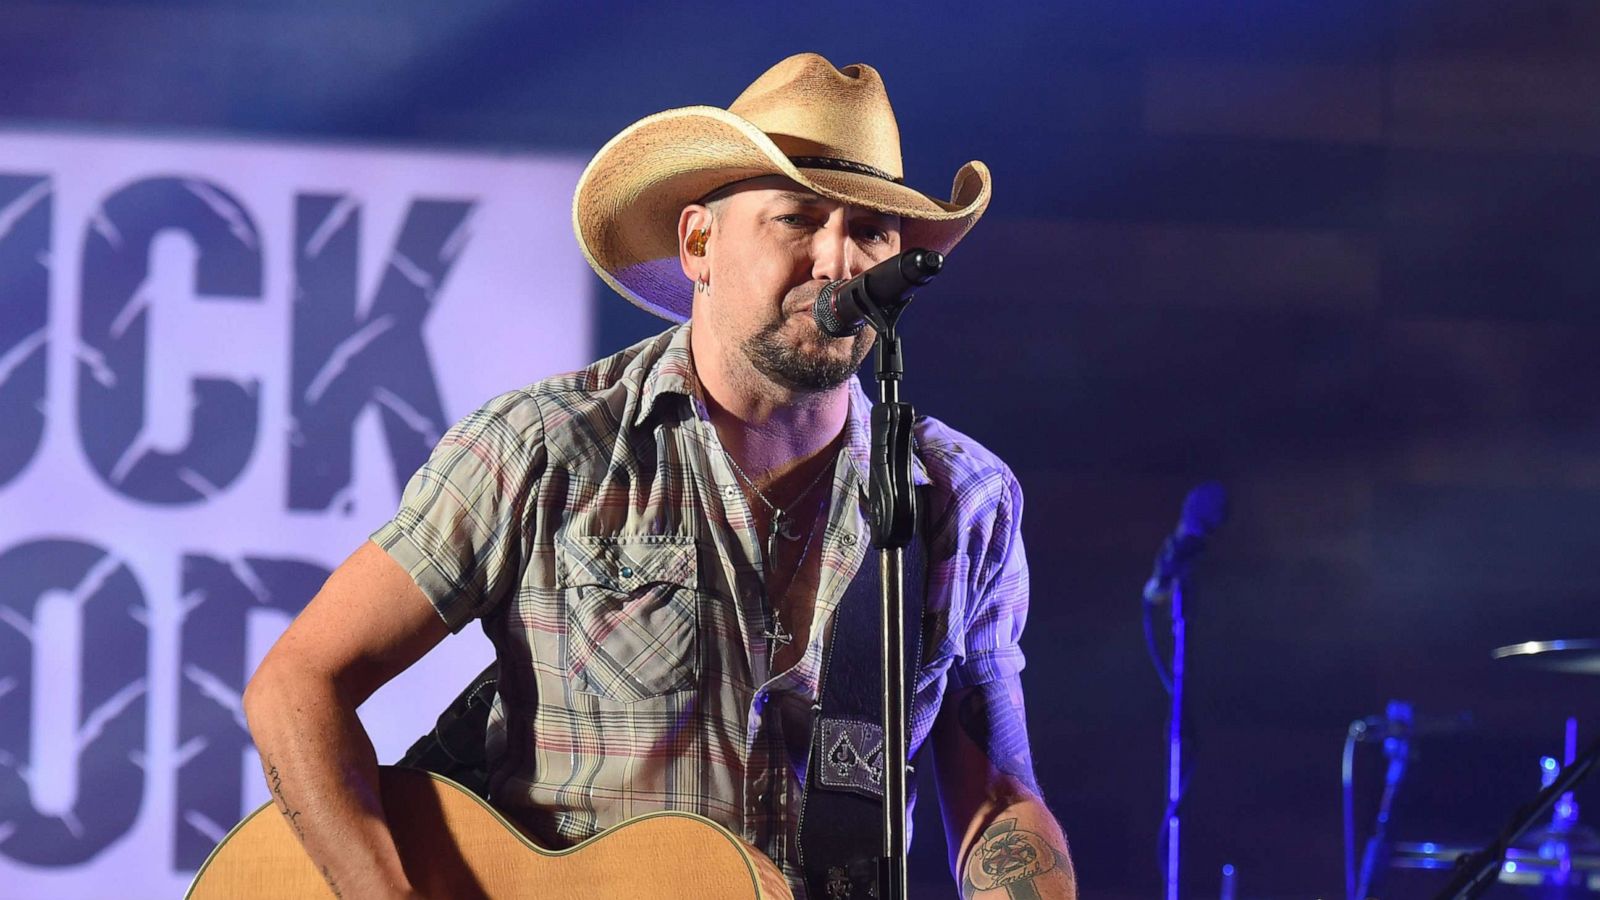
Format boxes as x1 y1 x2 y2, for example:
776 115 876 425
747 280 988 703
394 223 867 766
6 1 1599 897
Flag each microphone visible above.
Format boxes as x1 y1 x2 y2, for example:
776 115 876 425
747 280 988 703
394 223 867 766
1142 482 1228 605
813 248 943 337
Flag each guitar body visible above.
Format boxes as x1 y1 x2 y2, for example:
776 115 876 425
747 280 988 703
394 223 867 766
186 766 794 899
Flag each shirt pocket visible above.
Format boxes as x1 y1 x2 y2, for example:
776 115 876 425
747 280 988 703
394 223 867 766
557 534 700 703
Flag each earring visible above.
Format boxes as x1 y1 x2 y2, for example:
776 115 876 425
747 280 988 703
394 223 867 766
695 275 710 293
687 228 710 257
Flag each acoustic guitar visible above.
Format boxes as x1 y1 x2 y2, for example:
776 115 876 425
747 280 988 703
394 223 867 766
186 766 794 899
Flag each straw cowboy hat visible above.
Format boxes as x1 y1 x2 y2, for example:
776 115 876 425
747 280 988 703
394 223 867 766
572 52 992 322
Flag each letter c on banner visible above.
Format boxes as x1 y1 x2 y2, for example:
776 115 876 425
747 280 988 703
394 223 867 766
78 177 263 505
0 539 148 865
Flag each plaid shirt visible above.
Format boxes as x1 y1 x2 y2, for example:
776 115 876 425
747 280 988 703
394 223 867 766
373 324 1029 896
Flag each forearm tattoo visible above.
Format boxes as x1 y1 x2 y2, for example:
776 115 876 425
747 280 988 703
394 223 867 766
957 680 1041 795
267 757 344 897
319 864 344 899
265 757 305 841
961 818 1071 900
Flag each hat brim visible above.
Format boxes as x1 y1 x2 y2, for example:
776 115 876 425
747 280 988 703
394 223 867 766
573 105 991 322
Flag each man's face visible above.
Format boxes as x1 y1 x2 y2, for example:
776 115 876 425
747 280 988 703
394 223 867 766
692 176 901 393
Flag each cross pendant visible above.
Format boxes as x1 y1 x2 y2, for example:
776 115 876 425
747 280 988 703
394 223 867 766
763 615 793 648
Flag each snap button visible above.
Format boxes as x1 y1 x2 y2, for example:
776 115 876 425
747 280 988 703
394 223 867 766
619 565 634 578
841 533 857 547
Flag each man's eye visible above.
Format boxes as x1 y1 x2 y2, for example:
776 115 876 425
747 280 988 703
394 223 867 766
775 214 812 227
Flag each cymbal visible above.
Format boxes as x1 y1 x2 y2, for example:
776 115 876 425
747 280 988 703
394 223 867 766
1492 639 1600 675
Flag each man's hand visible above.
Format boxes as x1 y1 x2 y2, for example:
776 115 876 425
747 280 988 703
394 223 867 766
933 676 1076 900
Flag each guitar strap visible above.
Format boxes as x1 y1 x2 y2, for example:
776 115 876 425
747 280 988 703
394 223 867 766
796 485 930 900
397 661 497 798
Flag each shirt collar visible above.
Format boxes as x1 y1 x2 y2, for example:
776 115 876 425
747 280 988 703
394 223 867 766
633 324 699 428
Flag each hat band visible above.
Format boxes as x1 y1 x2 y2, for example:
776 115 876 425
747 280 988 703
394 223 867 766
790 155 902 185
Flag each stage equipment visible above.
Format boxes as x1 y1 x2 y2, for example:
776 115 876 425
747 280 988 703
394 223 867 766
1141 482 1228 900
1395 841 1600 892
813 247 941 900
1343 703 1478 898
1430 650 1600 898
1432 733 1600 898
1492 639 1600 676
1342 701 1417 900
1494 645 1600 869
813 248 942 338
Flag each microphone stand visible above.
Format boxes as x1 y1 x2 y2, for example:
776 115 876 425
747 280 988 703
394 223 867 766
1142 482 1225 900
856 284 917 900
1164 578 1186 900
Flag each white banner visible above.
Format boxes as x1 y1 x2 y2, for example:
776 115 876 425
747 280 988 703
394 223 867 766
0 130 592 898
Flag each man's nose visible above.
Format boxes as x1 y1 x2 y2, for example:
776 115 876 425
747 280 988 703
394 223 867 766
811 219 864 284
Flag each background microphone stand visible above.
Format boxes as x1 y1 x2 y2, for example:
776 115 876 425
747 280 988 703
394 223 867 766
1165 578 1187 900
1143 483 1228 900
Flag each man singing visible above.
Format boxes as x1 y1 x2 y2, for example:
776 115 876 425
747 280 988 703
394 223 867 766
243 52 1075 899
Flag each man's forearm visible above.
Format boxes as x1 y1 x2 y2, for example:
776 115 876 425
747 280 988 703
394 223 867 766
244 669 419 900
957 790 1076 900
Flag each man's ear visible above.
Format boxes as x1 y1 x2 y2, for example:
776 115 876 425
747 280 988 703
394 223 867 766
677 204 714 280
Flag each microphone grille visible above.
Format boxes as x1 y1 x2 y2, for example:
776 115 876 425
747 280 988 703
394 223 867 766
812 280 863 337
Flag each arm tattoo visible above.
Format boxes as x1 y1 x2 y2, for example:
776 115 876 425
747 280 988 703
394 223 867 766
265 758 305 841
267 757 343 897
319 864 344 899
957 680 1041 795
960 818 1070 899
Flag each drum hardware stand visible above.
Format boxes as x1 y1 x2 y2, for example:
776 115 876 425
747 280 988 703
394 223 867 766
1353 701 1415 900
1523 717 1599 888
1435 730 1600 899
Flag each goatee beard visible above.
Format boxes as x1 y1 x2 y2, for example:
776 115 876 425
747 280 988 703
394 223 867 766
743 321 873 392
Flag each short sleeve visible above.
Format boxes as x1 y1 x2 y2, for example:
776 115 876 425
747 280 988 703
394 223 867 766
370 389 545 632
947 469 1029 689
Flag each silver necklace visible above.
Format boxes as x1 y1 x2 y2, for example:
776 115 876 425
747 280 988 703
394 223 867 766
762 492 828 650
723 447 837 565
